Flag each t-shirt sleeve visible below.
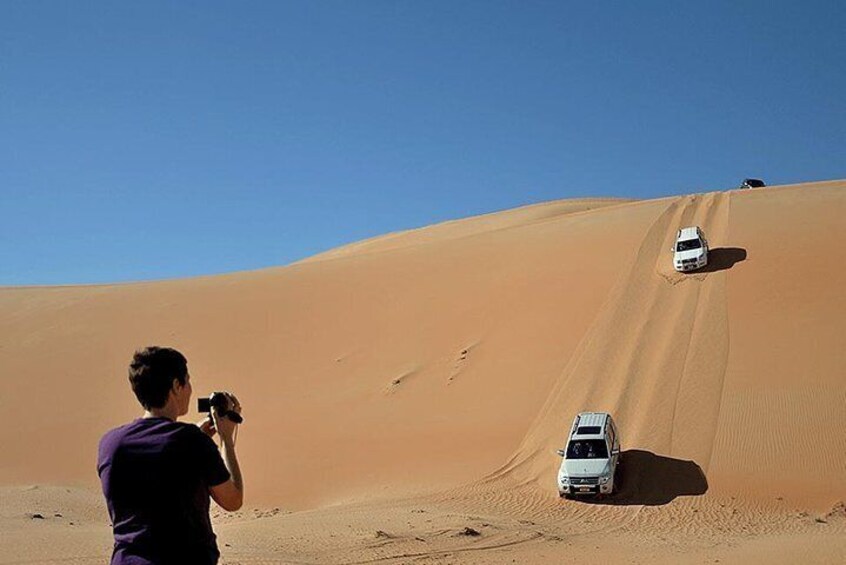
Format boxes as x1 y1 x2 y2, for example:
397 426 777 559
191 428 231 487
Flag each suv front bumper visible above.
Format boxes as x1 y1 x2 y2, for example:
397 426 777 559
559 481 613 496
675 258 707 272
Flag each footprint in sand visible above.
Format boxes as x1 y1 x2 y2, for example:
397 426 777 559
447 344 476 383
384 369 417 393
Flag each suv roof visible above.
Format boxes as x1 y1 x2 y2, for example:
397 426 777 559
676 226 701 241
741 178 765 188
570 412 610 439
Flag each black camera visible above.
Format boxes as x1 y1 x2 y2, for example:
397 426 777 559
198 392 243 424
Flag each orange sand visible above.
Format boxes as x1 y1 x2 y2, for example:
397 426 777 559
1 181 844 563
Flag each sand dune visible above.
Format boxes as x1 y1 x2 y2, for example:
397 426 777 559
1 180 844 563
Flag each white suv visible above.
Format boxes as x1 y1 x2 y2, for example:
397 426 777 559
556 412 621 498
673 226 709 272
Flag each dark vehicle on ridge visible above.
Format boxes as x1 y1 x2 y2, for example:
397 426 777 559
739 178 766 189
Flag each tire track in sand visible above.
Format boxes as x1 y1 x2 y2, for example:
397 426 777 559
455 191 732 526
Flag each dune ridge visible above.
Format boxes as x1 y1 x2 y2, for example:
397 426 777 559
299 197 633 264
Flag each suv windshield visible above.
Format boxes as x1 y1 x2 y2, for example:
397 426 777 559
676 239 702 252
566 439 609 459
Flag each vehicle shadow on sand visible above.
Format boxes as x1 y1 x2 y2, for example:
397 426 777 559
699 247 747 273
583 449 708 506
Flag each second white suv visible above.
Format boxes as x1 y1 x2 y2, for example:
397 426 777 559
556 412 621 498
673 226 709 272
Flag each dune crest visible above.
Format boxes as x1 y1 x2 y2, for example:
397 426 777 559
300 197 632 263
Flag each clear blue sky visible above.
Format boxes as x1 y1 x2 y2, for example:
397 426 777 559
2 1 844 285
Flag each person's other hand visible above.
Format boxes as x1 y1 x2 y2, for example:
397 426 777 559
197 417 216 438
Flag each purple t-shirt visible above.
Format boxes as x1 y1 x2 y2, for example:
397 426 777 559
97 417 230 565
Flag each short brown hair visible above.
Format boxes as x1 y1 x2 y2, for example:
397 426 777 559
128 346 188 409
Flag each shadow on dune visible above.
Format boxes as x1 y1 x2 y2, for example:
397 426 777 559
583 450 708 506
699 247 747 273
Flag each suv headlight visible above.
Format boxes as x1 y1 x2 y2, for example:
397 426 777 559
599 475 610 484
559 476 569 484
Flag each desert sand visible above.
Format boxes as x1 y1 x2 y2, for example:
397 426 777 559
1 180 844 564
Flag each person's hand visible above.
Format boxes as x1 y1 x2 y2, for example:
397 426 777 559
197 417 216 438
211 392 242 444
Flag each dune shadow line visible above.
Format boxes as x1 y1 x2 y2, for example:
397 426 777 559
583 449 708 506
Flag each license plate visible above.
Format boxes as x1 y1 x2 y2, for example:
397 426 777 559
578 487 591 492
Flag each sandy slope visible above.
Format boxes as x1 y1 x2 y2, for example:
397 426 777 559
1 181 844 563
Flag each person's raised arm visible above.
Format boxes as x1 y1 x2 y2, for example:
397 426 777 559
209 393 243 511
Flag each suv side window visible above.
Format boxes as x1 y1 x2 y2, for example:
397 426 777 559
610 420 618 450
607 424 615 453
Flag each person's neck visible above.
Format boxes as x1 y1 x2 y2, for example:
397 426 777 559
143 405 180 421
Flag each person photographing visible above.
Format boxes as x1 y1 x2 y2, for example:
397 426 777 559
97 347 244 564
